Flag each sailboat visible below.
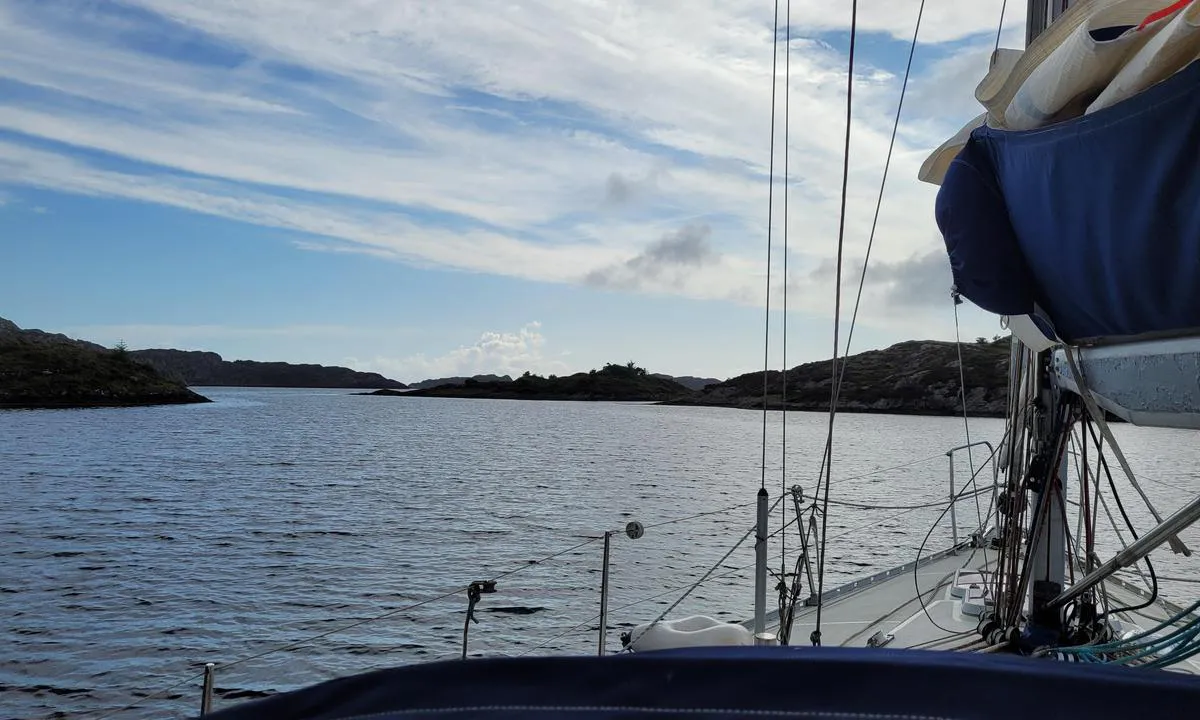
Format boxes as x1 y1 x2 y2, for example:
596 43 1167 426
196 0 1200 717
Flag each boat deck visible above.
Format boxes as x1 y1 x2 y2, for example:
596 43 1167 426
752 541 1200 673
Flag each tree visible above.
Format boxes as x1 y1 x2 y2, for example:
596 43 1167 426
975 337 988 344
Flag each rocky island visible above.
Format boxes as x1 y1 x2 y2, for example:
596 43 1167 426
129 349 406 389
364 341 1011 415
0 318 210 409
368 362 694 402
649 373 721 391
667 339 1010 416
408 374 512 390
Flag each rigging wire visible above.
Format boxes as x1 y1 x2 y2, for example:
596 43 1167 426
91 536 604 719
912 441 1003 634
785 0 929 631
1005 400 1074 628
627 496 785 649
759 0 783 493
1064 347 1186 556
951 300 984 538
806 0 928 499
993 0 1009 53
516 562 758 658
780 0 793 603
812 0 858 648
643 500 758 529
1083 419 1160 617
814 487 990 511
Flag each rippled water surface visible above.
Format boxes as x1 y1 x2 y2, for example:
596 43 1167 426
2 389 1197 719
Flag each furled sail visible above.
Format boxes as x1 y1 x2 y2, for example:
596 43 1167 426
925 0 1200 345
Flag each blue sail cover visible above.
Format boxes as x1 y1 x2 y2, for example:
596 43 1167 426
937 60 1200 343
203 647 1200 719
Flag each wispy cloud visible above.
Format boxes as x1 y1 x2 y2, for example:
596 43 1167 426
0 0 1018 328
586 223 723 292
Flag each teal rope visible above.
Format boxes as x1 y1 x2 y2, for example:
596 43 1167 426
1056 598 1200 666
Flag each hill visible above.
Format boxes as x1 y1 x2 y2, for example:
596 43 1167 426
666 339 1010 416
408 374 513 390
0 318 210 409
129 349 406 389
650 373 722 391
369 362 693 402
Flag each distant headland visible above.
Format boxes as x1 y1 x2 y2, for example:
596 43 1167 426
665 339 1010 417
363 340 1011 417
129 349 407 389
361 362 693 402
1 315 1014 416
0 318 210 409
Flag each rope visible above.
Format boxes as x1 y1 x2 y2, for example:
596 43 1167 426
913 441 1002 634
813 0 858 648
1056 599 1200 665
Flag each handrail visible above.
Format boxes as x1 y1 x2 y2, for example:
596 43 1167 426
945 441 998 547
945 441 994 458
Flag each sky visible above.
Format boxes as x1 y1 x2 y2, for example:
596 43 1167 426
0 0 1026 383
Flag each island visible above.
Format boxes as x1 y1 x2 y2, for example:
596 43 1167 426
666 339 1010 416
649 373 721 391
361 342 1012 415
128 349 406 389
408 374 513 390
0 318 210 409
368 362 694 402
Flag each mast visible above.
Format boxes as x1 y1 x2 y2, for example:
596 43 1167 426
1020 0 1074 639
1026 1 1072 45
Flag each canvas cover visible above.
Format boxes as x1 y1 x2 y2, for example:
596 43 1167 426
938 59 1200 342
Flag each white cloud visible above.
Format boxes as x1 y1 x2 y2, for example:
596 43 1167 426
350 322 568 382
0 0 1022 339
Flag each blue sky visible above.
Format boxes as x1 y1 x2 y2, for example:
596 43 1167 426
0 0 1024 382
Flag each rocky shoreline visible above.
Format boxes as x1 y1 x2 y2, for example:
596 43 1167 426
0 319 210 410
363 363 693 402
2 316 1012 416
362 341 1011 416
129 349 406 389
664 339 1010 417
